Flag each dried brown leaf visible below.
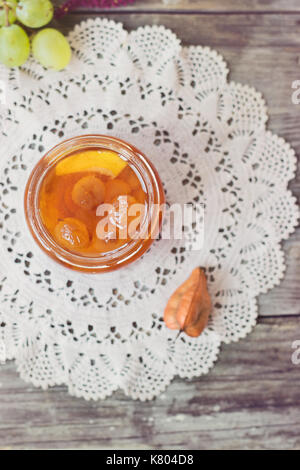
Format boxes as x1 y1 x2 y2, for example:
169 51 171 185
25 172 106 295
164 267 212 338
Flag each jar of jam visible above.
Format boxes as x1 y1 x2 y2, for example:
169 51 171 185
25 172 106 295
24 135 165 273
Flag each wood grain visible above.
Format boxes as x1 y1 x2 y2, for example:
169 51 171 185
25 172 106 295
0 317 299 450
64 0 300 14
0 5 299 450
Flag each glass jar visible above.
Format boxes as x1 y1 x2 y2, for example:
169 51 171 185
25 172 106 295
24 135 165 273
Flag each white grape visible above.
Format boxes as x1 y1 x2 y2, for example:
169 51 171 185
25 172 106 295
16 0 53 28
32 28 71 71
0 24 30 67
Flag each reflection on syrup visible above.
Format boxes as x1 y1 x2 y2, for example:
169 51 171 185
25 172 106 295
39 149 147 257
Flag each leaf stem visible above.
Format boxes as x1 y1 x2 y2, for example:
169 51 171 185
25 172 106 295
3 2 10 28
175 330 183 341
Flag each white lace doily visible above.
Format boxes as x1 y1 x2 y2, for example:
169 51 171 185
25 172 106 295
0 19 298 400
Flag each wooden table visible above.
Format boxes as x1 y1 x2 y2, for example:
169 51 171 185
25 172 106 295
0 0 299 450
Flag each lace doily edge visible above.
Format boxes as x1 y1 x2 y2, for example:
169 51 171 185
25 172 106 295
0 337 222 401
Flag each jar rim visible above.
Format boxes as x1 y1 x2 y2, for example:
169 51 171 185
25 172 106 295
24 134 165 273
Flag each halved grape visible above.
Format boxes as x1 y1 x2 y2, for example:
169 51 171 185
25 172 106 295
16 0 53 28
0 0 17 26
0 24 30 67
32 28 71 71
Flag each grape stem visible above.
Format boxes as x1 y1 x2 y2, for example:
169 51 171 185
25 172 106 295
2 1 11 27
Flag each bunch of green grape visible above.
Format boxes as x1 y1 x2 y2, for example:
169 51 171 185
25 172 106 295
0 0 71 70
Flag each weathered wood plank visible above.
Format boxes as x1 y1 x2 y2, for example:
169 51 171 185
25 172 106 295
259 232 300 316
0 317 299 449
57 13 300 316
1 9 300 451
56 0 300 14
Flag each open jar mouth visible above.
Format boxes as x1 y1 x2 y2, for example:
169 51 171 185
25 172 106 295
24 135 165 273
